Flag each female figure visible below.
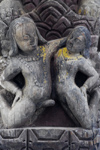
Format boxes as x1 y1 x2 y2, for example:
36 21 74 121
55 26 99 129
0 16 66 128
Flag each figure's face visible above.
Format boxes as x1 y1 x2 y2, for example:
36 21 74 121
66 31 86 54
15 23 38 53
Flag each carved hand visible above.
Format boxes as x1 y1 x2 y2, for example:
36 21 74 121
12 89 22 107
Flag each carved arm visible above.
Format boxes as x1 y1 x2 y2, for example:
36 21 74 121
0 59 21 94
47 37 67 57
79 58 99 90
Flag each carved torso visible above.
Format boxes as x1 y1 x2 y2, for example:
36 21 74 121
55 48 83 84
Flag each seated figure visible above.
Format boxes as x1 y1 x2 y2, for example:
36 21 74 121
55 26 100 129
0 16 67 128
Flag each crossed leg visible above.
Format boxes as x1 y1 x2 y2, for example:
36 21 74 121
89 88 100 127
0 90 36 128
63 87 92 129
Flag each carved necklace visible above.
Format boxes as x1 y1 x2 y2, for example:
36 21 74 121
57 47 83 61
17 46 47 62
17 53 40 62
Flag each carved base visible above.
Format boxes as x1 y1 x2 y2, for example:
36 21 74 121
0 127 99 150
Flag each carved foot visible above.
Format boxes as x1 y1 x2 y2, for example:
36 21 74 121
37 99 55 109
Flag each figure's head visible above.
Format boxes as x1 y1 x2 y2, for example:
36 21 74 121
9 16 47 56
66 26 91 58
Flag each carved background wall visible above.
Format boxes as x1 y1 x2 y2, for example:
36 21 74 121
0 0 100 149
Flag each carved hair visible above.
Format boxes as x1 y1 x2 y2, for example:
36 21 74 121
9 16 47 56
68 26 91 58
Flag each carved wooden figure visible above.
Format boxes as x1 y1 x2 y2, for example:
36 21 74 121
55 26 100 129
0 16 67 128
